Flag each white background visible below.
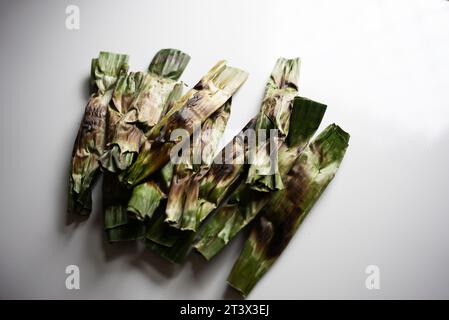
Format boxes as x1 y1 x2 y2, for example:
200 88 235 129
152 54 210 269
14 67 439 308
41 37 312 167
0 0 449 299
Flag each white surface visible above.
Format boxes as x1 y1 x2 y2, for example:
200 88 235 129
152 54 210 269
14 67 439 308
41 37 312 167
0 0 449 299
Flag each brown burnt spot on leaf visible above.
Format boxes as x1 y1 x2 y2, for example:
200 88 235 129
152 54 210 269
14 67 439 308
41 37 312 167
72 97 107 156
243 118 257 131
264 211 300 259
285 165 308 207
186 93 202 109
241 188 266 207
193 79 209 91
209 163 236 182
285 81 298 91
152 135 165 148
254 217 274 248
207 108 224 121
278 74 298 91
155 111 189 146
261 165 309 259
81 99 107 133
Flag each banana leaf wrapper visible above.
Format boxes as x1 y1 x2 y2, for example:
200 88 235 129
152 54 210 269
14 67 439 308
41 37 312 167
103 144 173 242
139 207 195 264
194 96 327 260
165 99 231 231
181 59 301 222
245 57 300 192
145 227 195 264
104 173 168 243
227 124 350 297
125 100 231 223
68 52 129 215
142 118 257 263
117 111 231 244
102 173 146 241
102 49 189 240
99 49 189 173
195 117 257 210
119 154 175 238
121 61 248 186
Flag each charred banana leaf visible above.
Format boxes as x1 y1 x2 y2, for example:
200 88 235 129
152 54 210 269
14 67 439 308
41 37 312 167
102 49 189 240
99 49 189 173
68 52 128 215
143 117 257 263
195 96 327 260
165 99 231 231
227 124 350 297
121 61 248 186
245 57 300 192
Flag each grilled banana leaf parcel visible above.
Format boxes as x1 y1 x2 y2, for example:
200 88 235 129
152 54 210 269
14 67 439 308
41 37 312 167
68 52 129 215
227 124 350 297
99 49 189 173
170 57 300 229
142 117 257 263
102 173 146 241
138 60 303 261
121 61 248 186
193 117 257 212
144 210 196 264
143 95 319 262
164 99 231 230
194 96 327 260
245 57 300 192
127 100 231 223
102 49 189 241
